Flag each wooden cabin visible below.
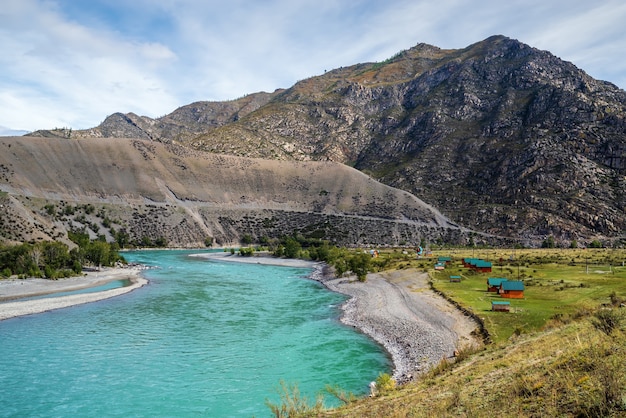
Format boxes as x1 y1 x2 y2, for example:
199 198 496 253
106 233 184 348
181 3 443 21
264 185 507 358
449 275 461 282
492 301 511 312
474 260 492 273
434 262 445 271
487 277 507 292
463 258 492 272
500 280 525 299
462 258 477 268
438 256 452 265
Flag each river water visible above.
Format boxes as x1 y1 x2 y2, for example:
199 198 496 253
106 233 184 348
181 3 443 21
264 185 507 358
0 249 390 417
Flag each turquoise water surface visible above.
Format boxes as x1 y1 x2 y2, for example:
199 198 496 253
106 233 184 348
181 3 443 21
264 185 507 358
0 250 390 417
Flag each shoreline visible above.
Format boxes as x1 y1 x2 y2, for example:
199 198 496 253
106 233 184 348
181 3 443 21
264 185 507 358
0 251 482 384
0 266 148 321
199 253 481 383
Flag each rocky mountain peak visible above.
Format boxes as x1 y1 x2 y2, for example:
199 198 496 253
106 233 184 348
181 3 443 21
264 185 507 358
22 36 626 245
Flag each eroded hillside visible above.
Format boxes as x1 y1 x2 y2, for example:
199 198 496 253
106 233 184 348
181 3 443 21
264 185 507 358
0 136 473 247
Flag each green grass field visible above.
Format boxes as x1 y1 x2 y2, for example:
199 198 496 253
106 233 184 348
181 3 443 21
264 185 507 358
427 249 626 343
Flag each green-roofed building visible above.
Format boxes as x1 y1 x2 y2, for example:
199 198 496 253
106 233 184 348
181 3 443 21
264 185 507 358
487 277 507 292
492 300 511 312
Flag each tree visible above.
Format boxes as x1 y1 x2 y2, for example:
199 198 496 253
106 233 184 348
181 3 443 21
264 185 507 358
541 235 556 248
333 256 349 278
42 242 69 269
68 228 90 248
241 234 253 245
349 252 371 282
283 237 301 259
114 229 130 248
29 246 43 269
85 241 110 268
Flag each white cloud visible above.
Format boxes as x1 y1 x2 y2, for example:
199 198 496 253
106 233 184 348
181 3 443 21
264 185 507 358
0 0 180 130
0 0 624 132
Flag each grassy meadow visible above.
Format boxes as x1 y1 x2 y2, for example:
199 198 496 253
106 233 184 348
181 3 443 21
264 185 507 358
426 248 626 343
365 247 626 343
320 248 626 417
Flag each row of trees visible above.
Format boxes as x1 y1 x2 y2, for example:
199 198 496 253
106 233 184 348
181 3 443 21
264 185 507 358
1 231 124 279
272 235 373 281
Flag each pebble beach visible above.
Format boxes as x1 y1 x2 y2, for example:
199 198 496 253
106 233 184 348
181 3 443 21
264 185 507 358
0 267 147 321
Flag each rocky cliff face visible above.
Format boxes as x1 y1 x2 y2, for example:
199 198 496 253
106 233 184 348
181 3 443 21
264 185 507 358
26 36 626 245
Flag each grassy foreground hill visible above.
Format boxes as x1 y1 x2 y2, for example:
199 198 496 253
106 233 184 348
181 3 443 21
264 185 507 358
325 316 625 417
315 248 626 417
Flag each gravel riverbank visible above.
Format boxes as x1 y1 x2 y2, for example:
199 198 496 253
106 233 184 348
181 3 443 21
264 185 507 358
0 267 147 321
199 253 481 383
310 264 480 383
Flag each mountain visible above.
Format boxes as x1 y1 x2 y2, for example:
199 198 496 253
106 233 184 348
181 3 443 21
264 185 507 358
26 35 626 245
0 136 472 247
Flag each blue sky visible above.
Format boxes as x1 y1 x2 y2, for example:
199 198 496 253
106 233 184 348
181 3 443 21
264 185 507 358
1 0 625 135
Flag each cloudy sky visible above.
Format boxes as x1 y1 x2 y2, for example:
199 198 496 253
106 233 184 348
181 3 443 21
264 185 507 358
1 0 625 135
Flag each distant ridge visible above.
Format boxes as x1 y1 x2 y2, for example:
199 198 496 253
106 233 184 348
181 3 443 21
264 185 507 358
25 35 626 245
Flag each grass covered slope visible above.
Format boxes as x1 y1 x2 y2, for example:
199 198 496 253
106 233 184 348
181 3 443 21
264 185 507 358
326 313 625 417
319 248 626 417
430 248 626 343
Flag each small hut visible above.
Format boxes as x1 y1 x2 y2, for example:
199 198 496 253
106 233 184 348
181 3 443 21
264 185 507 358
492 301 511 312
487 277 507 292
500 280 525 299
449 275 461 282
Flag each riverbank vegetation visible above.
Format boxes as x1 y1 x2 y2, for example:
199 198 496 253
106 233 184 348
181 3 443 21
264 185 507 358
0 231 124 279
236 235 374 281
269 247 626 417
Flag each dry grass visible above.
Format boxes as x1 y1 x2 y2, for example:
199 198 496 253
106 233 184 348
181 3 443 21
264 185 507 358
312 248 626 417
322 312 625 417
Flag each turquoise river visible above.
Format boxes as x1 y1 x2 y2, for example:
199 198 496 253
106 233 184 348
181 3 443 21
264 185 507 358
0 250 391 417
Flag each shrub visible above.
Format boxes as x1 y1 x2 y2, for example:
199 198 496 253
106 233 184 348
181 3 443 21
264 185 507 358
374 372 396 395
609 291 624 307
324 385 357 405
589 240 603 248
265 380 324 417
592 309 624 335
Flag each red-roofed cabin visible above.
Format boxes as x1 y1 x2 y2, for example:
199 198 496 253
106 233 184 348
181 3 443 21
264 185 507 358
474 260 492 273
